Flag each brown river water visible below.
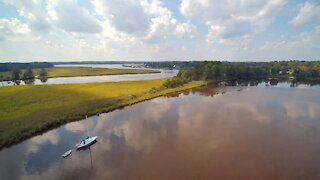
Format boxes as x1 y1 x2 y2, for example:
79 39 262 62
1 82 320 180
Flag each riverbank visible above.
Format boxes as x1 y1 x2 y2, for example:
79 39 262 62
0 78 205 149
0 67 160 80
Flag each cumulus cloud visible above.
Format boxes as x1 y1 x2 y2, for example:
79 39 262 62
90 0 198 48
92 0 150 35
206 20 253 46
180 0 287 44
0 0 198 60
2 0 52 32
3 0 102 34
142 0 197 43
175 21 197 39
46 0 102 34
0 18 39 41
180 0 286 23
0 0 319 61
290 2 320 27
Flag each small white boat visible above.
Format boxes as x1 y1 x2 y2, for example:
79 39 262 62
76 136 98 149
62 150 72 158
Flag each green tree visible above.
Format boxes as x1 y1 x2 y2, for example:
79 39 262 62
205 65 215 80
39 68 47 77
214 65 221 79
23 68 35 80
39 68 48 82
11 67 21 81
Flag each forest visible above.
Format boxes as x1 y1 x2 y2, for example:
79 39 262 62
164 61 320 88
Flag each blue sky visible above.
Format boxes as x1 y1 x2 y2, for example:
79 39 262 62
0 0 319 62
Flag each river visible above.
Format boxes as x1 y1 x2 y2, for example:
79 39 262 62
0 64 177 86
1 82 320 179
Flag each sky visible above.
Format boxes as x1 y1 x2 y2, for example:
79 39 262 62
0 0 319 62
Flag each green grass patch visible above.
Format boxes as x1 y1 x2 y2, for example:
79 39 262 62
0 79 205 148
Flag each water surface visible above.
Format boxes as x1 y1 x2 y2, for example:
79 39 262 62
1 83 320 180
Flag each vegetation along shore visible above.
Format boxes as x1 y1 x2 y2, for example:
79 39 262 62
0 67 160 81
160 61 320 88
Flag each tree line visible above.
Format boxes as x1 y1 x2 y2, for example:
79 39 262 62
3 68 48 83
164 61 320 88
0 62 52 82
144 61 196 69
0 62 53 72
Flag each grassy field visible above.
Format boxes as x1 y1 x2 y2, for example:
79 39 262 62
0 79 205 148
0 67 160 80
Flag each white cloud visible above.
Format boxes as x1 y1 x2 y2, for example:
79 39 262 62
91 0 198 52
2 0 52 32
142 0 197 43
206 20 253 47
92 0 150 35
3 0 102 34
46 0 102 34
180 0 210 18
0 0 198 61
175 21 197 39
180 0 286 22
0 0 319 61
290 2 320 27
180 0 287 44
0 18 39 41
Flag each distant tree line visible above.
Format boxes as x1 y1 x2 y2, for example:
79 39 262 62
0 62 53 72
0 62 51 82
144 61 197 69
164 61 320 88
53 61 131 65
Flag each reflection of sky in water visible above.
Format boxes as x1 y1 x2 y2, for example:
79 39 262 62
1 84 320 179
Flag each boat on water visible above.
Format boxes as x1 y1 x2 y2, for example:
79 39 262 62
76 136 98 149
62 150 72 158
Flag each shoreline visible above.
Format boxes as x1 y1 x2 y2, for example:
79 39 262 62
0 67 161 81
0 80 205 150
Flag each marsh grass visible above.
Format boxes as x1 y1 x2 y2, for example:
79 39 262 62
0 78 204 148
